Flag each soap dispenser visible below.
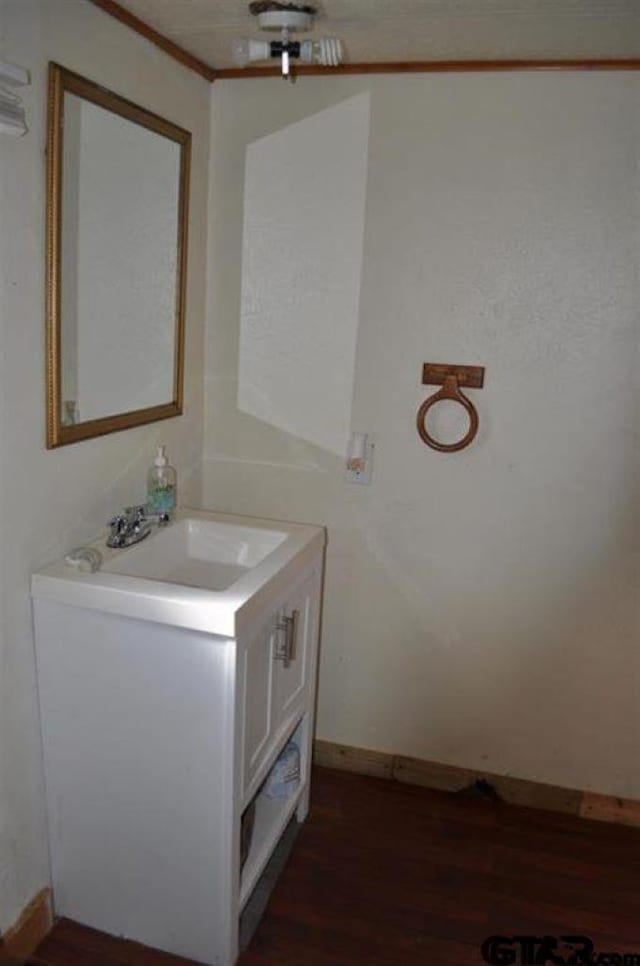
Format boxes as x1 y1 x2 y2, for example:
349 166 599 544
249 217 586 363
147 445 177 518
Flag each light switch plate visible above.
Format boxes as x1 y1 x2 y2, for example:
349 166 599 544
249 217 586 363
345 438 374 485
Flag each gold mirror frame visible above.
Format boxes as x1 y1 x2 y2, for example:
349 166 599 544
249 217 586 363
45 63 191 448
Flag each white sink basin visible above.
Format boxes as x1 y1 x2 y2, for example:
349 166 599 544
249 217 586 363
31 509 325 638
102 517 288 591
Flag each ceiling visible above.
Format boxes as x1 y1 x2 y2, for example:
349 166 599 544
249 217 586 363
110 0 640 71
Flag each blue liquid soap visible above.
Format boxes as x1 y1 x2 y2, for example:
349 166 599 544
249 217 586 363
147 445 177 517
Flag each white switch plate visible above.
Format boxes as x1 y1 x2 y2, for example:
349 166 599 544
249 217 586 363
345 438 374 485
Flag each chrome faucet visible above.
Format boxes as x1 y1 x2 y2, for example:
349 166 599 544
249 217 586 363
106 504 171 549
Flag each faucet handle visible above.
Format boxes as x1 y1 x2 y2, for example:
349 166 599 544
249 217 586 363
125 505 171 526
144 508 171 526
108 512 127 532
107 513 128 547
124 504 147 524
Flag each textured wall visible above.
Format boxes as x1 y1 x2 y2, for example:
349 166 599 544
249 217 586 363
205 73 639 799
0 0 209 931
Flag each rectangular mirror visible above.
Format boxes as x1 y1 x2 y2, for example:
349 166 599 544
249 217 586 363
45 63 191 447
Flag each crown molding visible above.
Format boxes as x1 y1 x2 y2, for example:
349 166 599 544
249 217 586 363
215 57 640 79
88 0 217 81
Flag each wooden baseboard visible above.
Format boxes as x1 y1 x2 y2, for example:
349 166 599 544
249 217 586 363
313 739 640 828
313 739 394 780
580 792 640 828
2 888 52 960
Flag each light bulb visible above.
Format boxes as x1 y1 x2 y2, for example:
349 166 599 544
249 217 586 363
231 37 271 67
231 37 250 67
299 37 343 67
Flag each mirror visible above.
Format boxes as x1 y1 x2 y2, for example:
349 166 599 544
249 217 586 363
45 63 190 447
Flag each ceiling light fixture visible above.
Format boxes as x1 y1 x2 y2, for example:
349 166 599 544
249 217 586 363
232 2 343 80
0 60 30 136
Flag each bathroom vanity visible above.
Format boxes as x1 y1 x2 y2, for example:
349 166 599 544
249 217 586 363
31 509 325 966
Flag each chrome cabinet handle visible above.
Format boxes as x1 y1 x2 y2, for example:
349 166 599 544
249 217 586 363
287 609 299 663
274 621 289 664
274 610 299 668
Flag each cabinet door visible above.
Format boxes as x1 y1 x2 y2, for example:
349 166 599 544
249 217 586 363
241 617 276 796
240 560 323 803
273 568 321 737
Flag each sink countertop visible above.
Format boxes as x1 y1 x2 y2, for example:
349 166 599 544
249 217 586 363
31 508 326 639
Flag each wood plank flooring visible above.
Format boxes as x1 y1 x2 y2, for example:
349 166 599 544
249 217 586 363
31 766 640 965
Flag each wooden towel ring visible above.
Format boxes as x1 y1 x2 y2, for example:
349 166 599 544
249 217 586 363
416 363 485 453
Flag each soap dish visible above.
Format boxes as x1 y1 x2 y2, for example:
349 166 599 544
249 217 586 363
64 547 103 573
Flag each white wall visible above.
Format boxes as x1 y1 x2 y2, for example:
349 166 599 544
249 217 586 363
205 74 639 799
0 0 209 930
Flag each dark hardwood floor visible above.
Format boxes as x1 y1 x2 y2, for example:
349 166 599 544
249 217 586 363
30 766 640 965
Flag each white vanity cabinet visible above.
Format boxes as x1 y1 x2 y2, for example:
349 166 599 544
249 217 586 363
31 510 325 966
